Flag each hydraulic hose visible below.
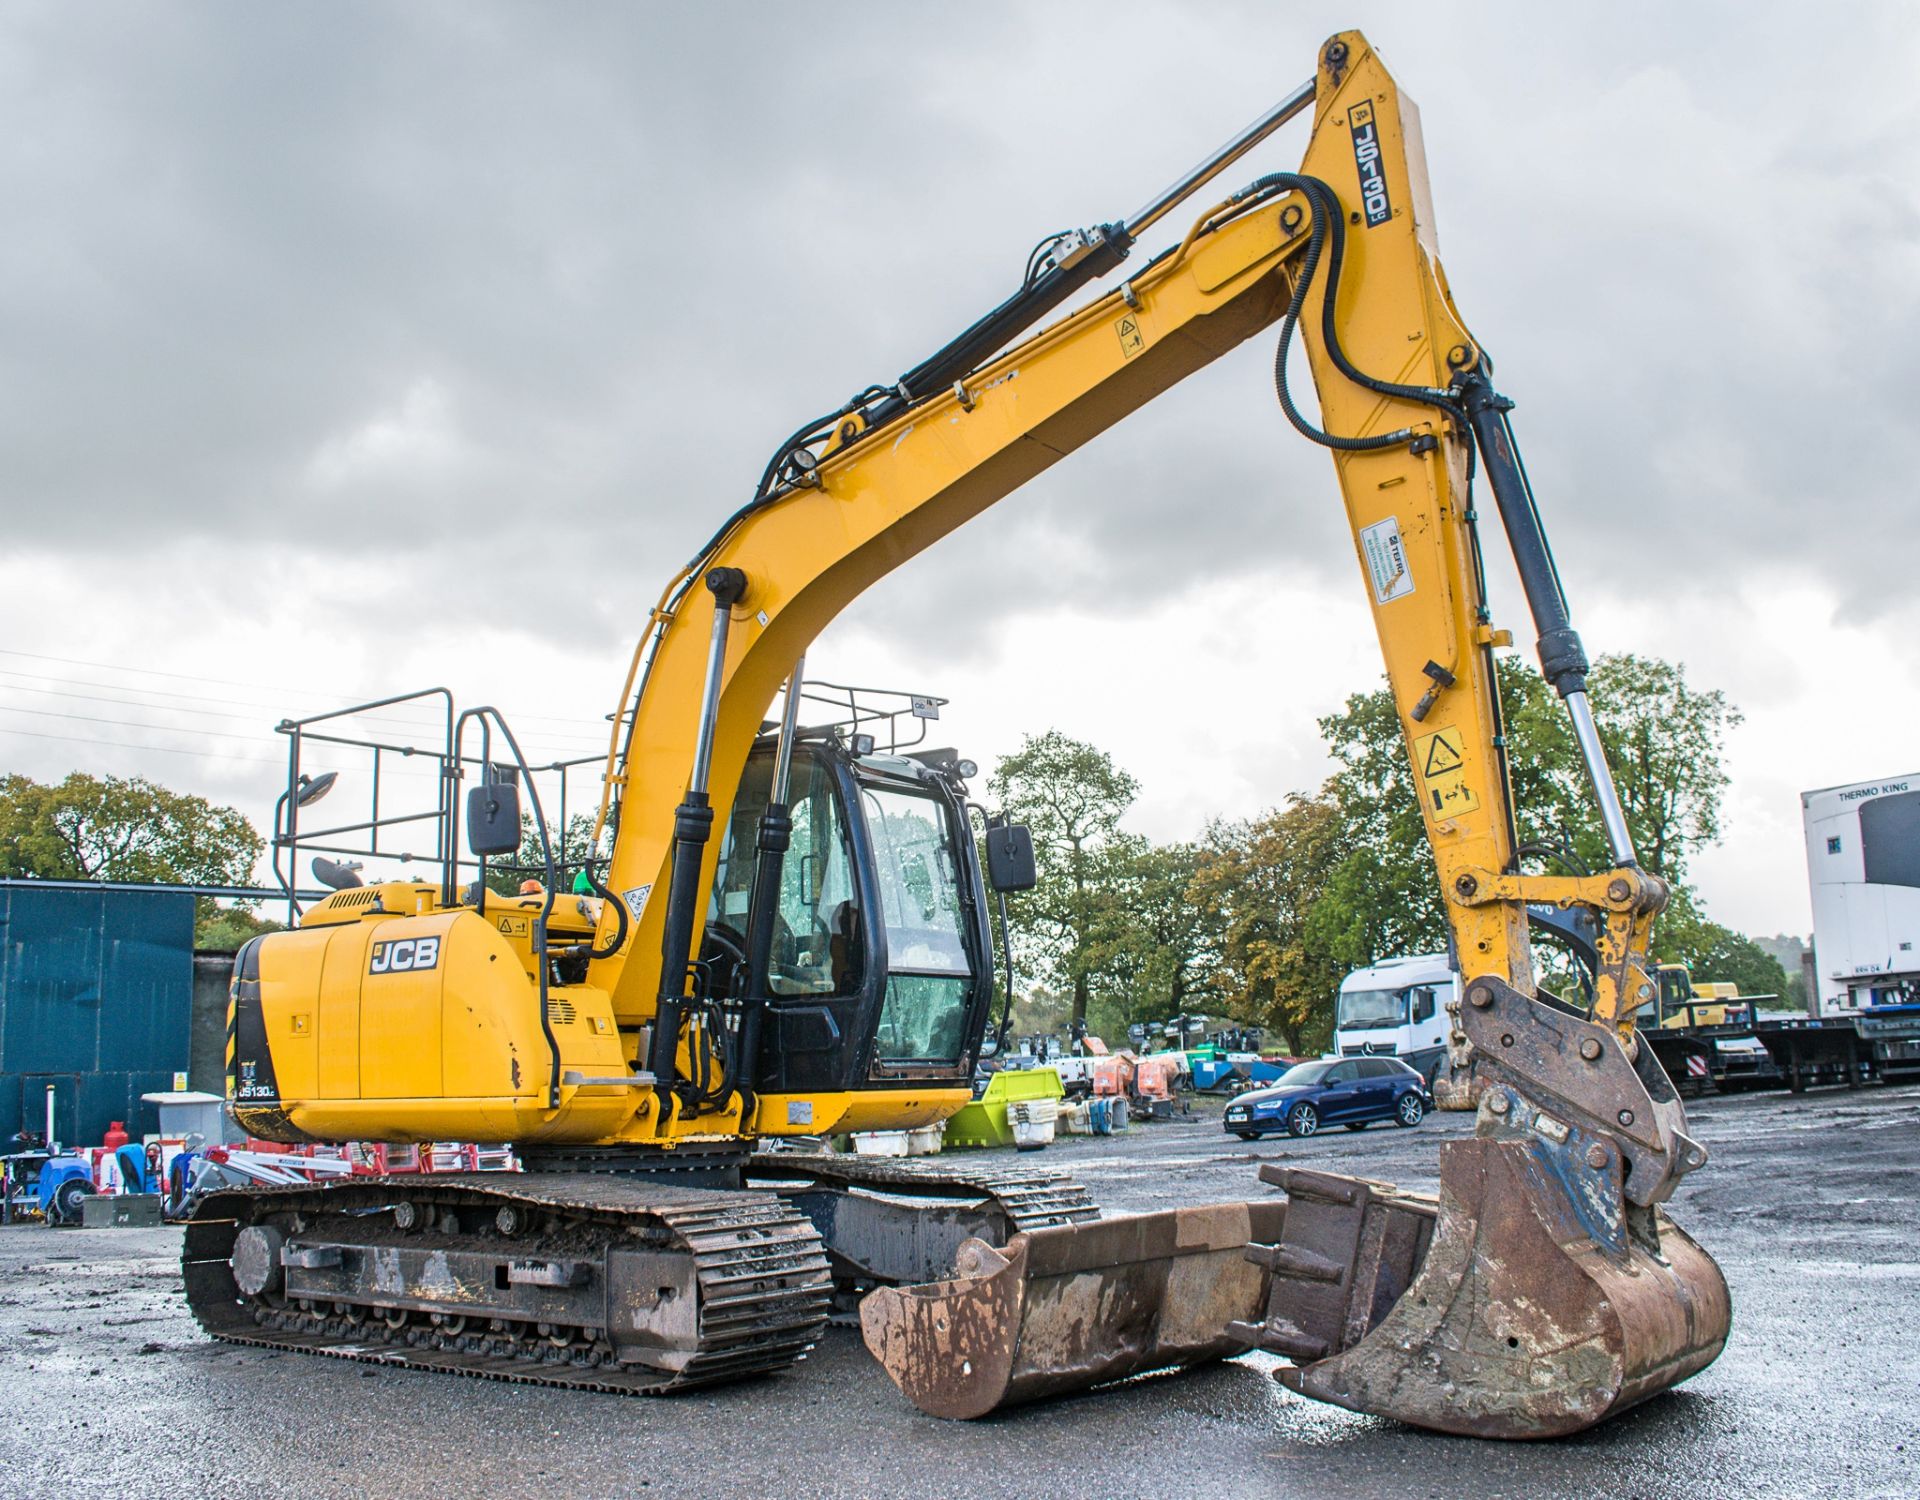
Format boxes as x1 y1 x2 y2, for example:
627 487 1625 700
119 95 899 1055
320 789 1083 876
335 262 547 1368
1247 171 1459 451
581 866 630 961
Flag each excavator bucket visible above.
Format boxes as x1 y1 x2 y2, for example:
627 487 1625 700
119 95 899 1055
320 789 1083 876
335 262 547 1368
864 983 1730 1436
1242 1151 1728 1438
859 1200 1286 1420
862 1150 1727 1433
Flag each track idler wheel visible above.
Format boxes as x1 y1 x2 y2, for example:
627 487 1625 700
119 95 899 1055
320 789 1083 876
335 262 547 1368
1247 1136 1730 1438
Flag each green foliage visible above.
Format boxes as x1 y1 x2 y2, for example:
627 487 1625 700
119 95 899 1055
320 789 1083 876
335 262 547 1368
981 653 1771 1054
483 812 602 896
195 904 285 951
0 770 263 886
1191 795 1345 1055
1655 902 1793 1002
988 731 1140 1027
1315 652 1747 955
1081 838 1217 1038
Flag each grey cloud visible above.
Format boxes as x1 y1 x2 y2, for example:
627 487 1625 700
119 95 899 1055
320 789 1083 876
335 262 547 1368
2 1 1917 668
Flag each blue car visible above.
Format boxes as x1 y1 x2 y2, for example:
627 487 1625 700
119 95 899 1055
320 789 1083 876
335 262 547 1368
1223 1057 1432 1139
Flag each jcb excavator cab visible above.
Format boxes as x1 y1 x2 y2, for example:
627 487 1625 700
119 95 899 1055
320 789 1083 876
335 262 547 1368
702 732 1001 1099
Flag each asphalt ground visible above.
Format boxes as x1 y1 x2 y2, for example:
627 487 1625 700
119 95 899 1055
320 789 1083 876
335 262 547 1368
2 1083 1916 1500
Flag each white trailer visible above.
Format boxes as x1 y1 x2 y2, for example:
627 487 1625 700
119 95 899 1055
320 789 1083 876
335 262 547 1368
1802 773 1920 1014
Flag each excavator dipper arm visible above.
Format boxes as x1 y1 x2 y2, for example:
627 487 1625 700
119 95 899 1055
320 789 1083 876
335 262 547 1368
849 33 1730 1434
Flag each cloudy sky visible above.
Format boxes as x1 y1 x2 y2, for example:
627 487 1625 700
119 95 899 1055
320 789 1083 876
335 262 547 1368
3 1 1917 940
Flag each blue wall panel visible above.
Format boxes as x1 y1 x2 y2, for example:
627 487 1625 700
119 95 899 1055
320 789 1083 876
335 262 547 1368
1 884 195 1145
98 891 194 1071
2 887 102 1073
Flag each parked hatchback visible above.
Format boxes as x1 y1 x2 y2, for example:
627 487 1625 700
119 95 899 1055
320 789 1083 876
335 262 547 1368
1223 1057 1432 1139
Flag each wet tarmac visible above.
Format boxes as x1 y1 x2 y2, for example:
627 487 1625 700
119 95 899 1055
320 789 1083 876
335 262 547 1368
2 1083 1915 1499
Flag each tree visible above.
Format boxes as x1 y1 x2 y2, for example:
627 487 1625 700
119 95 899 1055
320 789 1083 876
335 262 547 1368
1192 794 1346 1055
1081 838 1219 1037
1312 678 1455 965
1491 655 1742 885
988 731 1140 1028
0 770 269 946
483 811 603 896
196 904 285 952
0 771 263 885
1315 652 1752 968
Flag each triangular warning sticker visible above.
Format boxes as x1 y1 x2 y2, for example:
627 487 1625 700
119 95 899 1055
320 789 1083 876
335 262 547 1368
1422 731 1464 778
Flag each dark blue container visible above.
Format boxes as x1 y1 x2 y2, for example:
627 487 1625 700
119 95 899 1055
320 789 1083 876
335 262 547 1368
0 882 194 1148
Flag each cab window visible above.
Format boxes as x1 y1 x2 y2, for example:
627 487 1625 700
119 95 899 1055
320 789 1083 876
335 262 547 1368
708 751 862 997
863 782 973 1063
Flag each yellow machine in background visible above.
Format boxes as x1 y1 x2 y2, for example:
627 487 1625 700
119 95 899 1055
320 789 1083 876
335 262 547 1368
188 30 1728 1439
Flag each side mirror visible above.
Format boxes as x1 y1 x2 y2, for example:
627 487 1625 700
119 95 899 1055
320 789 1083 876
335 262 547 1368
984 823 1037 893
466 781 522 857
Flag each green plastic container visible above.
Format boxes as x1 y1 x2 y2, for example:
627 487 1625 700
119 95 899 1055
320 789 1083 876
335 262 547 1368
943 1068 1065 1149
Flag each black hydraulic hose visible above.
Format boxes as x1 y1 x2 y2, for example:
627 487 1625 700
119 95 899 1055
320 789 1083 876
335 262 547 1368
581 865 629 962
1245 172 1459 452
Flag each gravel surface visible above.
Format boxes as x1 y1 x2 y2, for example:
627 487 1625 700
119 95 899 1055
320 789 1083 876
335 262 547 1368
2 1083 1915 1499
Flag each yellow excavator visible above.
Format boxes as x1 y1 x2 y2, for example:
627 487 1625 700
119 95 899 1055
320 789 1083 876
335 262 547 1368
186 30 1729 1438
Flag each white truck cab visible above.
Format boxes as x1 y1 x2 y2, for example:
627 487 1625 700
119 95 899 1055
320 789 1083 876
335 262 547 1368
1333 954 1454 1084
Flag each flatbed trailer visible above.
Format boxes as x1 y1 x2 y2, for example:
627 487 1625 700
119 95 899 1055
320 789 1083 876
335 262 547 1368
1644 1009 1920 1096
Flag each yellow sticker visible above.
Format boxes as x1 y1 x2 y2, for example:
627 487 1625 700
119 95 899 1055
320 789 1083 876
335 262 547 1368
1427 778 1481 817
1413 725 1480 816
1116 313 1145 358
497 915 530 938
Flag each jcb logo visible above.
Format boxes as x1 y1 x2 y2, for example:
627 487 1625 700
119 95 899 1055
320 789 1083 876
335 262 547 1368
369 936 441 975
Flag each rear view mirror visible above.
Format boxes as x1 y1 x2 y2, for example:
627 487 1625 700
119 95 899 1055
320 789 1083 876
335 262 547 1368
984 823 1037 893
466 781 522 857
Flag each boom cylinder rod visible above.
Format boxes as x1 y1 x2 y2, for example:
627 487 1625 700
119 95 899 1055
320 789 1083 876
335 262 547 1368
736 656 807 1111
1566 689 1637 865
768 655 804 804
688 572 743 798
1460 375 1638 868
1121 78 1316 241
647 568 749 1111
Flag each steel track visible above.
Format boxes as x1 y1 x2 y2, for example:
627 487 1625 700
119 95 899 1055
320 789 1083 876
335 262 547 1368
182 1173 832 1396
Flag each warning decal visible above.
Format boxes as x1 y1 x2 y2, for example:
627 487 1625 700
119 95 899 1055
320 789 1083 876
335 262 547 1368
1359 516 1414 604
1413 725 1480 818
1116 313 1145 359
1420 730 1463 778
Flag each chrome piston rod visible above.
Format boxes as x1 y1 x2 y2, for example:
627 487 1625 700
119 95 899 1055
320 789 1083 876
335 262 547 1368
1122 78 1316 241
